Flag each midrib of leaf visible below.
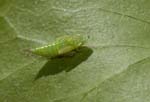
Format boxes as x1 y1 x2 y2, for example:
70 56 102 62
2 3 150 46
1 19 150 49
1 12 150 85
0 2 150 101
0 16 44 81
3 11 150 50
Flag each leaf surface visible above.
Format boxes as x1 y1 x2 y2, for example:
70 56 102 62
0 0 150 102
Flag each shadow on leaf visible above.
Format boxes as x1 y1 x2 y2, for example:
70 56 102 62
35 46 93 80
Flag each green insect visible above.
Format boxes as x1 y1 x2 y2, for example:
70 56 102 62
31 34 86 58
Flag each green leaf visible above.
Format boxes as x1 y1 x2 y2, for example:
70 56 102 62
0 0 150 102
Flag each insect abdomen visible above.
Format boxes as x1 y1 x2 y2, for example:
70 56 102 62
31 44 58 58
